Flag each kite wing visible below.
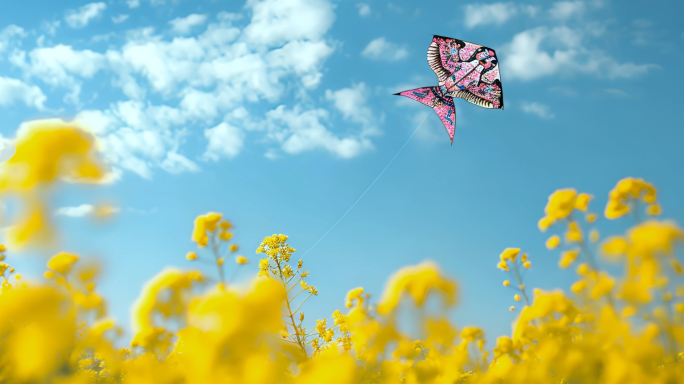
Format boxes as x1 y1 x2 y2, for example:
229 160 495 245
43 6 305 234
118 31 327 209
395 87 456 144
427 35 504 110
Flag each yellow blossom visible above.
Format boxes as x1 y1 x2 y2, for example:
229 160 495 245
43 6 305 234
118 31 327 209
586 213 598 223
513 294 520 301
500 248 520 262
559 250 579 269
47 252 79 274
523 261 531 269
575 193 593 211
377 261 457 314
544 188 577 220
503 280 510 287
229 244 239 252
236 256 248 264
185 252 198 261
647 204 661 216
546 235 560 249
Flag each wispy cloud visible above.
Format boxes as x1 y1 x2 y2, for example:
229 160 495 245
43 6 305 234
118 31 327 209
65 2 107 29
361 37 408 61
503 26 656 81
357 3 370 16
521 101 555 119
463 3 538 29
169 14 208 35
112 14 129 24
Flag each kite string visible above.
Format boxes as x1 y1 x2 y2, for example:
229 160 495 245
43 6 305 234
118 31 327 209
300 113 431 258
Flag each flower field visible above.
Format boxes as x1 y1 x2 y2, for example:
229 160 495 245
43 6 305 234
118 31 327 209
0 120 682 383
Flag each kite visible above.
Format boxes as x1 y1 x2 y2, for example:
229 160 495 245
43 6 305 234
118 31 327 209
395 35 504 144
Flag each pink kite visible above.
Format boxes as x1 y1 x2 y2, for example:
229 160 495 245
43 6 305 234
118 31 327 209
395 35 504 144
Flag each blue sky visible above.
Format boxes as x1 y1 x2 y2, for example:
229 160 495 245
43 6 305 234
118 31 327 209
0 0 682 341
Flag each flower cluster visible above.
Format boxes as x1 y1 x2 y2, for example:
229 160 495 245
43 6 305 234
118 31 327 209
186 212 246 285
0 125 682 383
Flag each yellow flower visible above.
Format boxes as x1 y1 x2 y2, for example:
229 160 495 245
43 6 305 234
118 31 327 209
545 235 560 249
191 212 223 248
576 263 589 276
509 306 515 311
575 193 593 211
571 280 586 293
185 252 198 261
591 272 615 300
377 261 457 314
14 274 21 280
229 244 239 252
500 248 520 262
497 260 509 271
216 257 224 266
503 280 510 287
521 253 528 263
0 244 5 252
605 177 658 219
544 189 577 220
523 261 531 269
646 204 661 216
671 260 683 275
586 213 597 223
236 256 248 264
559 250 579 269
513 294 520 301
565 221 583 243
46 252 79 274
538 216 554 232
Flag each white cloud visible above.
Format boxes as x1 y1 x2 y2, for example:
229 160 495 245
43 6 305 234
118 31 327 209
325 82 379 135
169 14 208 35
357 3 370 16
7 0 377 179
549 1 585 19
161 151 200 173
503 26 656 81
0 77 47 109
65 2 107 29
55 204 95 217
264 105 372 159
464 3 519 28
0 137 15 162
361 37 408 61
127 0 141 8
243 0 336 47
202 122 245 161
41 20 60 36
112 14 130 24
0 25 26 49
521 101 555 118
55 204 121 217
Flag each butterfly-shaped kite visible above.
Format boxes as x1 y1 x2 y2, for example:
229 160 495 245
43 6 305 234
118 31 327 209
395 35 504 144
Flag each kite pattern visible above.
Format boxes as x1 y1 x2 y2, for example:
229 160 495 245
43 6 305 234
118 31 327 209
395 35 504 144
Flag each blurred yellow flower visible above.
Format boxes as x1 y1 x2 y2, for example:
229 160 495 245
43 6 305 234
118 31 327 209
377 261 457 314
646 204 661 216
559 250 579 269
186 252 198 261
500 248 520 262
575 193 593 211
546 235 560 249
46 252 79 274
191 212 223 248
236 256 248 264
